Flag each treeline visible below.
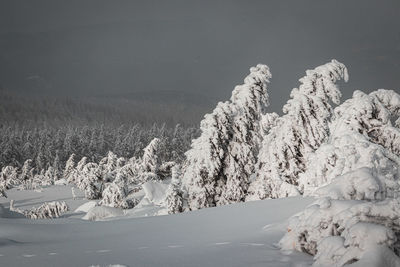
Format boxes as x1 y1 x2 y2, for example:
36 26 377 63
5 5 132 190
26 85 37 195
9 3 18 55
0 123 199 172
0 89 210 127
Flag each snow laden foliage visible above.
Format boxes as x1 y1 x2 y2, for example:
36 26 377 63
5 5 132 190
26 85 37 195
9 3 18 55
165 165 184 214
140 138 161 182
281 91 400 266
246 60 349 200
182 64 271 210
99 182 137 209
300 89 400 195
10 199 69 219
280 196 400 266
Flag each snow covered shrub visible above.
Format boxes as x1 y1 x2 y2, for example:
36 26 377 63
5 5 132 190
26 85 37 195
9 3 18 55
300 134 400 196
78 162 103 200
11 200 69 219
165 165 184 214
314 167 400 201
183 64 271 210
331 89 400 156
0 165 19 189
300 89 400 195
280 197 400 266
247 60 348 201
99 182 136 209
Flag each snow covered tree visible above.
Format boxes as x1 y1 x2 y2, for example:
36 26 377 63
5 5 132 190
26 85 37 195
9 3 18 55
52 151 62 180
76 162 102 200
248 60 348 200
280 90 400 267
20 159 34 182
43 166 56 186
142 138 161 173
165 165 184 214
0 166 19 189
182 64 272 209
64 154 76 182
99 181 135 209
299 89 400 195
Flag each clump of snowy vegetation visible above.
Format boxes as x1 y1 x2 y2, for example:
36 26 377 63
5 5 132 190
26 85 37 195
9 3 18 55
182 64 272 210
280 88 400 266
10 200 69 219
248 60 349 200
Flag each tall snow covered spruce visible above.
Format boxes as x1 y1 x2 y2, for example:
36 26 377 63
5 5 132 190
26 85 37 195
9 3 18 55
247 60 348 200
182 64 271 210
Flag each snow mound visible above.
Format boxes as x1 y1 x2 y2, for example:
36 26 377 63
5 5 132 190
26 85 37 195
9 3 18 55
83 206 124 221
74 201 98 213
141 181 169 205
314 167 399 201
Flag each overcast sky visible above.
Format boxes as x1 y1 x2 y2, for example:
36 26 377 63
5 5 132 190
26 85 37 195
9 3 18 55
0 0 399 113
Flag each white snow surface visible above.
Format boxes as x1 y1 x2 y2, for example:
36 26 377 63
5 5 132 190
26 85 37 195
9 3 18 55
75 201 98 213
0 185 314 267
141 180 169 205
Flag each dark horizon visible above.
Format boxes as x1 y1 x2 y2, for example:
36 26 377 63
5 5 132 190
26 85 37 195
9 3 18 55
0 0 399 117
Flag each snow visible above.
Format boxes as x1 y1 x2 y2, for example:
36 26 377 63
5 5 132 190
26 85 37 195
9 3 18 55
83 206 125 221
141 180 169 205
75 201 98 213
0 189 314 267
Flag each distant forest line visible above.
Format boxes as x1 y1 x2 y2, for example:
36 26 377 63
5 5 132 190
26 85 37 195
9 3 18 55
0 89 201 171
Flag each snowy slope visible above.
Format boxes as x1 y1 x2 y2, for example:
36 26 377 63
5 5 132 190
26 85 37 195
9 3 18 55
0 194 314 267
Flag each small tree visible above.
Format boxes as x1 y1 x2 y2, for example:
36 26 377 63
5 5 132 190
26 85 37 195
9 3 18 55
64 154 76 182
142 138 161 173
165 165 184 214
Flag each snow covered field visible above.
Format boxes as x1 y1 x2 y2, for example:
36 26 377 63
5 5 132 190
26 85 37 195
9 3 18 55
0 185 314 267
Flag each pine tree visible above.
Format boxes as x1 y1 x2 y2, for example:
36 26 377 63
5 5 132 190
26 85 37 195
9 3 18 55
165 165 184 214
182 64 272 209
142 138 161 173
20 159 34 182
64 154 76 181
248 60 348 200
52 151 61 180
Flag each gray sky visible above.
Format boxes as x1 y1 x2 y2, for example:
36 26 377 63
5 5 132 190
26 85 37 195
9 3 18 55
0 0 399 113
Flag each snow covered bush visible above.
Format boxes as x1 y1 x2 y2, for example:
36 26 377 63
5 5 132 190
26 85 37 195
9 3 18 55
10 200 69 219
300 89 400 195
280 197 400 266
280 88 400 266
183 64 272 210
0 165 19 189
248 60 348 200
99 181 137 209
